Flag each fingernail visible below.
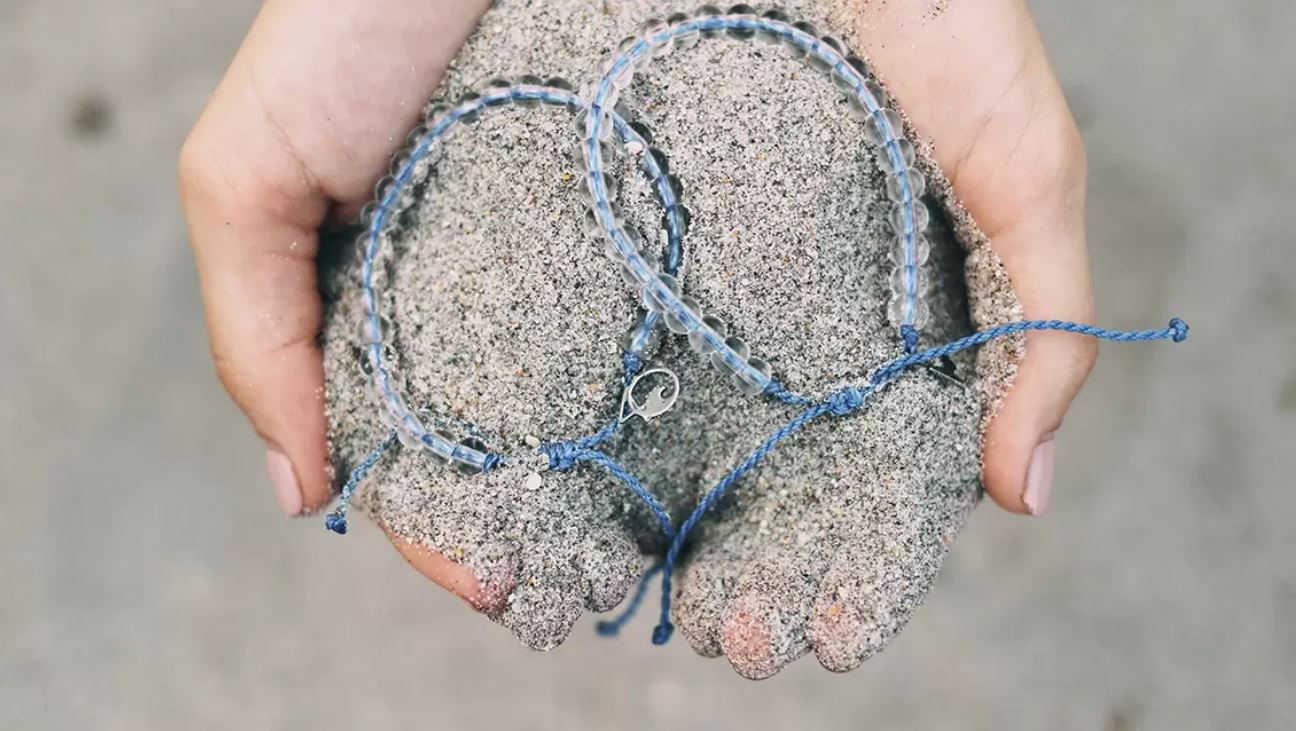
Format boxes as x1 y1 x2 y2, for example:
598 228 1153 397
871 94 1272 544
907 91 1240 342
1022 435 1055 516
265 446 303 516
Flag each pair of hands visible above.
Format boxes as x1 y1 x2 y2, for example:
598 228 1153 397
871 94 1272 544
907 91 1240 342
179 0 1094 605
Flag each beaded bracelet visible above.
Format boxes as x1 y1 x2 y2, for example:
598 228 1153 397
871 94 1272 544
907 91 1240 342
328 7 1191 647
581 8 931 399
358 81 689 471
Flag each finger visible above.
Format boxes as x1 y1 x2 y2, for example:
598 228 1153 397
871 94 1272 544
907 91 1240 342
378 521 514 615
178 0 489 513
851 0 1095 514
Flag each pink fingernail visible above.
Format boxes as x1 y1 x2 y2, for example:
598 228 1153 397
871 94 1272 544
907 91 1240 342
1022 435 1056 516
265 446 303 516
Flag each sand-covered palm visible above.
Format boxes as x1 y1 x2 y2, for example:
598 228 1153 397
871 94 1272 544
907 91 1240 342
181 0 1094 675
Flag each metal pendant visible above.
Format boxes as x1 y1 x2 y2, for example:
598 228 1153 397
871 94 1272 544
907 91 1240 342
619 367 681 423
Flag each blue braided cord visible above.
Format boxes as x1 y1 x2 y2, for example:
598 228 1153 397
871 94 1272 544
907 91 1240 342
644 317 1188 643
595 562 665 637
361 83 682 471
583 15 924 394
540 444 676 540
650 391 862 643
325 431 397 534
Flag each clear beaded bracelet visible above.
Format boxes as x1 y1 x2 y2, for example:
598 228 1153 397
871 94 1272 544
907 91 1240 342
580 8 931 399
327 8 1190 647
358 80 689 471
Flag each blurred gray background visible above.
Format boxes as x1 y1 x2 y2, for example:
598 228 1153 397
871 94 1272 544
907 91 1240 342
2 1 1293 729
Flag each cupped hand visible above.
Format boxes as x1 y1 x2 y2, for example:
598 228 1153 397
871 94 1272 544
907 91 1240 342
179 0 1093 613
178 0 495 604
852 0 1096 515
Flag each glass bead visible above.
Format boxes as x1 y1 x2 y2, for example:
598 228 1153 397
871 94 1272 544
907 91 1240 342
352 345 374 375
887 293 931 329
695 5 724 38
373 174 396 202
483 77 511 90
886 169 927 202
666 12 700 51
889 264 930 297
641 18 673 56
654 174 683 206
624 224 647 251
709 335 750 375
847 55 869 77
876 139 916 174
404 124 427 149
456 92 482 124
427 429 456 464
864 108 904 145
809 35 844 72
726 5 757 39
546 76 574 92
575 109 614 143
577 173 619 203
641 147 671 177
628 121 655 147
888 233 931 267
584 207 605 237
734 357 772 396
453 436 490 474
620 311 663 355
757 9 790 44
389 151 412 178
516 76 545 108
663 205 692 237
397 424 422 449
357 315 393 343
664 294 701 334
426 103 452 129
358 201 377 227
689 314 728 353
784 21 817 57
889 199 930 233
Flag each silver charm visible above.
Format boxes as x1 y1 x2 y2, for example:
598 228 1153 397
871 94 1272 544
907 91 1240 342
619 367 681 423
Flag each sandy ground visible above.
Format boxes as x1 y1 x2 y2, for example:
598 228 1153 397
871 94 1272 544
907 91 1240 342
2 1 1294 729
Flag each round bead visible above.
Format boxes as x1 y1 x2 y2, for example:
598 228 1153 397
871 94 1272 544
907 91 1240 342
757 9 790 44
453 436 490 474
889 264 930 298
886 169 927 202
726 5 757 39
641 18 673 56
695 5 724 38
689 314 728 353
864 109 904 145
455 92 482 124
734 357 772 396
887 293 931 329
889 199 930 233
889 233 931 267
877 139 917 174
667 12 700 50
620 311 664 355
784 21 818 58
664 294 701 334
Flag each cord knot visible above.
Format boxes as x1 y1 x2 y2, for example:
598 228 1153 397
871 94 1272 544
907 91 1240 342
622 351 644 382
826 387 865 417
324 513 348 535
480 452 504 474
540 441 580 471
900 324 919 354
1169 318 1189 343
651 622 674 645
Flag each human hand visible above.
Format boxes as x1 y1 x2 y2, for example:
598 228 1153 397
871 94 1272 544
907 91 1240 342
852 0 1095 515
178 0 497 604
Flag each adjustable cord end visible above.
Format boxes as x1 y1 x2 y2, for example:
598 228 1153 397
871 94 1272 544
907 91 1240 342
1169 318 1189 343
324 512 348 535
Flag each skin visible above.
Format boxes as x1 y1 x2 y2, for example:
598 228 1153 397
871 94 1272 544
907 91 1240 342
179 0 1093 650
